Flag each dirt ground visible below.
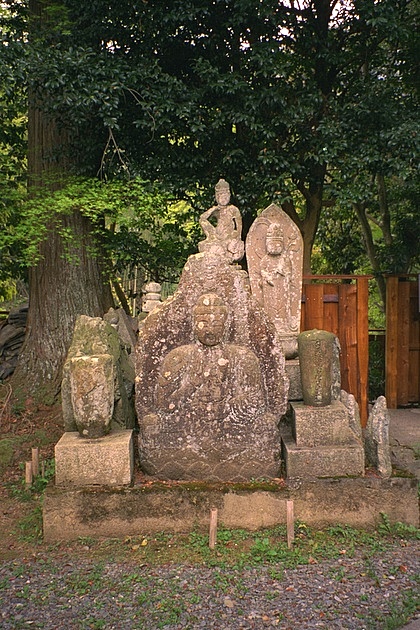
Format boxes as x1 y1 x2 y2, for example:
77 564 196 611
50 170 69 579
0 385 64 560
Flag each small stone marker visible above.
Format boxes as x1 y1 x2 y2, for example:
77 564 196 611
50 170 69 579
364 396 392 478
286 500 295 548
31 447 39 477
298 329 335 407
142 282 162 314
25 461 33 487
209 507 218 549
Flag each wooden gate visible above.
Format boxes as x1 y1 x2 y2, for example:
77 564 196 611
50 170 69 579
385 275 420 407
301 276 370 426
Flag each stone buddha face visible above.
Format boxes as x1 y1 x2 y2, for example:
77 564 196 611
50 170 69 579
266 223 284 256
215 180 231 207
193 294 228 347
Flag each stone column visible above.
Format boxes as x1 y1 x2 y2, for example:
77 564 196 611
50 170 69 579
298 329 335 407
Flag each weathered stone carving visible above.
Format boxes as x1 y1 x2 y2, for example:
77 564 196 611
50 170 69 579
137 290 286 480
340 389 363 443
246 203 303 358
155 294 266 420
104 307 137 368
298 329 336 407
62 315 136 438
282 329 365 478
136 180 289 480
142 282 162 314
198 179 244 263
364 396 392 478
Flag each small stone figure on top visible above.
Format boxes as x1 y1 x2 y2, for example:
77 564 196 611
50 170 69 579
198 179 244 263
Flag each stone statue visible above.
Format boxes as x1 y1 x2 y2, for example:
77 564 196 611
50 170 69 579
62 314 136 438
260 222 297 332
138 293 282 481
154 293 266 420
198 179 244 263
246 203 303 358
136 179 289 481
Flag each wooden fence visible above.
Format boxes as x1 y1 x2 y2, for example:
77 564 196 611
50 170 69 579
385 275 420 408
301 276 370 427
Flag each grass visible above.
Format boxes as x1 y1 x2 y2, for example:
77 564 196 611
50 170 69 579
39 514 416 571
5 458 55 543
2 442 419 628
362 588 420 630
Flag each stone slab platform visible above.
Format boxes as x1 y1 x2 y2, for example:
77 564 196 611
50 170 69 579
55 430 134 487
291 400 355 447
43 476 418 542
282 434 365 478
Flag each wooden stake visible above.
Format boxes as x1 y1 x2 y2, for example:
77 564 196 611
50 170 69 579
25 462 33 487
209 507 218 550
31 448 39 477
286 500 295 549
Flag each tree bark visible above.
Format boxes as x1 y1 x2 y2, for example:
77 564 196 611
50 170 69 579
12 0 114 402
354 201 386 306
281 169 325 277
14 210 114 401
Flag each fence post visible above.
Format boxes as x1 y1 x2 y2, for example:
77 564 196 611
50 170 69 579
356 278 369 427
385 276 399 408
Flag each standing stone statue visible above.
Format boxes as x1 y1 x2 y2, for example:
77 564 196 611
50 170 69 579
246 203 303 358
136 180 289 481
139 293 282 480
62 315 136 438
198 178 244 263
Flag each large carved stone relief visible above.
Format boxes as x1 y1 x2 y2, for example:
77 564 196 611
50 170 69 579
136 184 289 481
246 203 303 358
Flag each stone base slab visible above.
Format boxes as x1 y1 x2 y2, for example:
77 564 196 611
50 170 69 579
291 400 355 447
55 430 134 486
42 476 418 542
282 434 365 478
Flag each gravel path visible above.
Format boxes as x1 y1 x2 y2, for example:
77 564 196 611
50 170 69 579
0 540 419 629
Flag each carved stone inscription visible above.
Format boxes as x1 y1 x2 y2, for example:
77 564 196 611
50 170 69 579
298 329 335 407
246 203 303 358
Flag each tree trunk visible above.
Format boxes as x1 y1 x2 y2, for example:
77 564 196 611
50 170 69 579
282 175 325 277
12 0 114 402
354 201 386 306
14 211 114 401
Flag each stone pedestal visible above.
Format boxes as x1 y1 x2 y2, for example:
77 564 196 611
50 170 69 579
282 434 365 477
292 400 356 447
55 430 134 486
43 477 418 542
282 401 365 478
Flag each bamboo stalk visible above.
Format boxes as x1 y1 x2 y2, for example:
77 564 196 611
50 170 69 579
286 500 295 549
31 448 39 477
25 462 33 487
209 508 218 550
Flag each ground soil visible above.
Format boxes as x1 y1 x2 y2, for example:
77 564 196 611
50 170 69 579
0 385 64 560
